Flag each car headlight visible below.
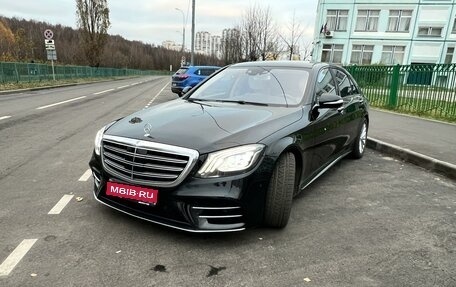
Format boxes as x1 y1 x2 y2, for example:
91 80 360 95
196 144 264 178
94 121 116 156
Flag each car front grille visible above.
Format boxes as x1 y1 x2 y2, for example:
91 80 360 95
101 135 199 187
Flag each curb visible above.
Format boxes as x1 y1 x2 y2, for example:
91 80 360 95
0 76 144 95
367 137 456 180
0 83 78 95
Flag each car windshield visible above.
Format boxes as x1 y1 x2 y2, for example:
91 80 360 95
188 66 309 106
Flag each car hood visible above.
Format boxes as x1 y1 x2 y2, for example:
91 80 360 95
105 99 303 154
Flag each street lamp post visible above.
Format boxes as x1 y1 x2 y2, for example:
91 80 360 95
175 8 185 54
191 0 195 66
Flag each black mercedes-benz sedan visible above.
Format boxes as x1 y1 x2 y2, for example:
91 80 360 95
89 61 369 232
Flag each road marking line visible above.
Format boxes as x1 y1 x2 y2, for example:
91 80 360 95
48 195 74 215
93 88 115 95
117 85 129 89
0 239 38 277
0 116 12 121
149 82 169 105
78 169 92 181
36 96 86 110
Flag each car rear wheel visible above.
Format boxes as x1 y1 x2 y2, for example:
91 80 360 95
350 119 368 159
264 152 296 228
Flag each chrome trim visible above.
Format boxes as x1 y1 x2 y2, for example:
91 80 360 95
92 171 100 182
101 135 199 188
198 215 242 219
92 172 101 188
93 190 245 233
301 151 350 190
104 145 188 164
192 206 241 210
103 151 184 172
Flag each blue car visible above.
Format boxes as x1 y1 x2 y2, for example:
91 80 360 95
171 65 220 96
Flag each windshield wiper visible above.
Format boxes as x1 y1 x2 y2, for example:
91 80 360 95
212 100 269 106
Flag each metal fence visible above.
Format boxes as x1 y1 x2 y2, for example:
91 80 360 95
0 61 170 84
346 64 456 121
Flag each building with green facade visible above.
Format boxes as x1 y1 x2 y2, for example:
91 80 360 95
312 0 456 66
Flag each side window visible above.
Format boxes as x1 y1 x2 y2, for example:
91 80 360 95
315 68 336 98
333 69 352 97
199 68 218 76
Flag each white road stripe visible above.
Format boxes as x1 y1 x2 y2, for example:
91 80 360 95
117 85 129 89
93 88 115 95
78 169 92 182
0 116 12 121
149 82 170 105
48 195 74 215
36 96 86 110
0 239 38 277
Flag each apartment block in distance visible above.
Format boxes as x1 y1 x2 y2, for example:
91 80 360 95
312 0 456 65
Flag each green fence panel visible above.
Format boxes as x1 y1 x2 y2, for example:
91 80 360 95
0 61 170 85
346 63 456 121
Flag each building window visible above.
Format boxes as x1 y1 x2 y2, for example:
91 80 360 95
381 46 405 65
321 44 344 63
452 18 456 34
356 10 380 32
327 10 349 31
350 45 374 65
445 47 454 64
418 27 443 37
387 10 412 32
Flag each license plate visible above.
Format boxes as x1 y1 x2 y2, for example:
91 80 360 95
106 182 158 204
172 83 176 86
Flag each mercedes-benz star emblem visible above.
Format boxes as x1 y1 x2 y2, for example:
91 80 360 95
144 123 152 137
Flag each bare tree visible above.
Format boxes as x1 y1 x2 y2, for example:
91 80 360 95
280 11 306 60
240 4 279 62
301 41 312 61
76 0 110 67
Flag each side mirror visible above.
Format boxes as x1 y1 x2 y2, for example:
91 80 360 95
182 86 192 95
318 93 343 109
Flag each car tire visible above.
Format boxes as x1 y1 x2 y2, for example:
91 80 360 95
350 118 368 159
264 152 296 228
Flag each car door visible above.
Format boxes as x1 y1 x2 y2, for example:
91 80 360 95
331 67 364 148
308 67 348 174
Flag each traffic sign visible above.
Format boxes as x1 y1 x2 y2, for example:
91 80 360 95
46 45 56 50
44 39 54 45
47 50 57 61
44 29 54 40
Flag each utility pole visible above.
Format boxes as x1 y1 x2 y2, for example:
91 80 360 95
191 0 195 66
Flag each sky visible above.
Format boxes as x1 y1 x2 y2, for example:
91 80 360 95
0 0 319 49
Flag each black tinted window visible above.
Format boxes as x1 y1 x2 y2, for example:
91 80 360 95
333 69 352 97
333 68 359 97
315 68 336 97
200 68 218 76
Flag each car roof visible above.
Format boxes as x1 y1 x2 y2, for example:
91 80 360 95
230 61 327 70
180 65 220 69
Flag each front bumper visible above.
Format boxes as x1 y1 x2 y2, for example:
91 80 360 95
89 152 271 232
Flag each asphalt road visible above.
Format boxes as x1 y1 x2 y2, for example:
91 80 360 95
0 78 455 287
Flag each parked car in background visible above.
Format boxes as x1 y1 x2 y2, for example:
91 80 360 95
171 65 220 96
90 61 369 233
